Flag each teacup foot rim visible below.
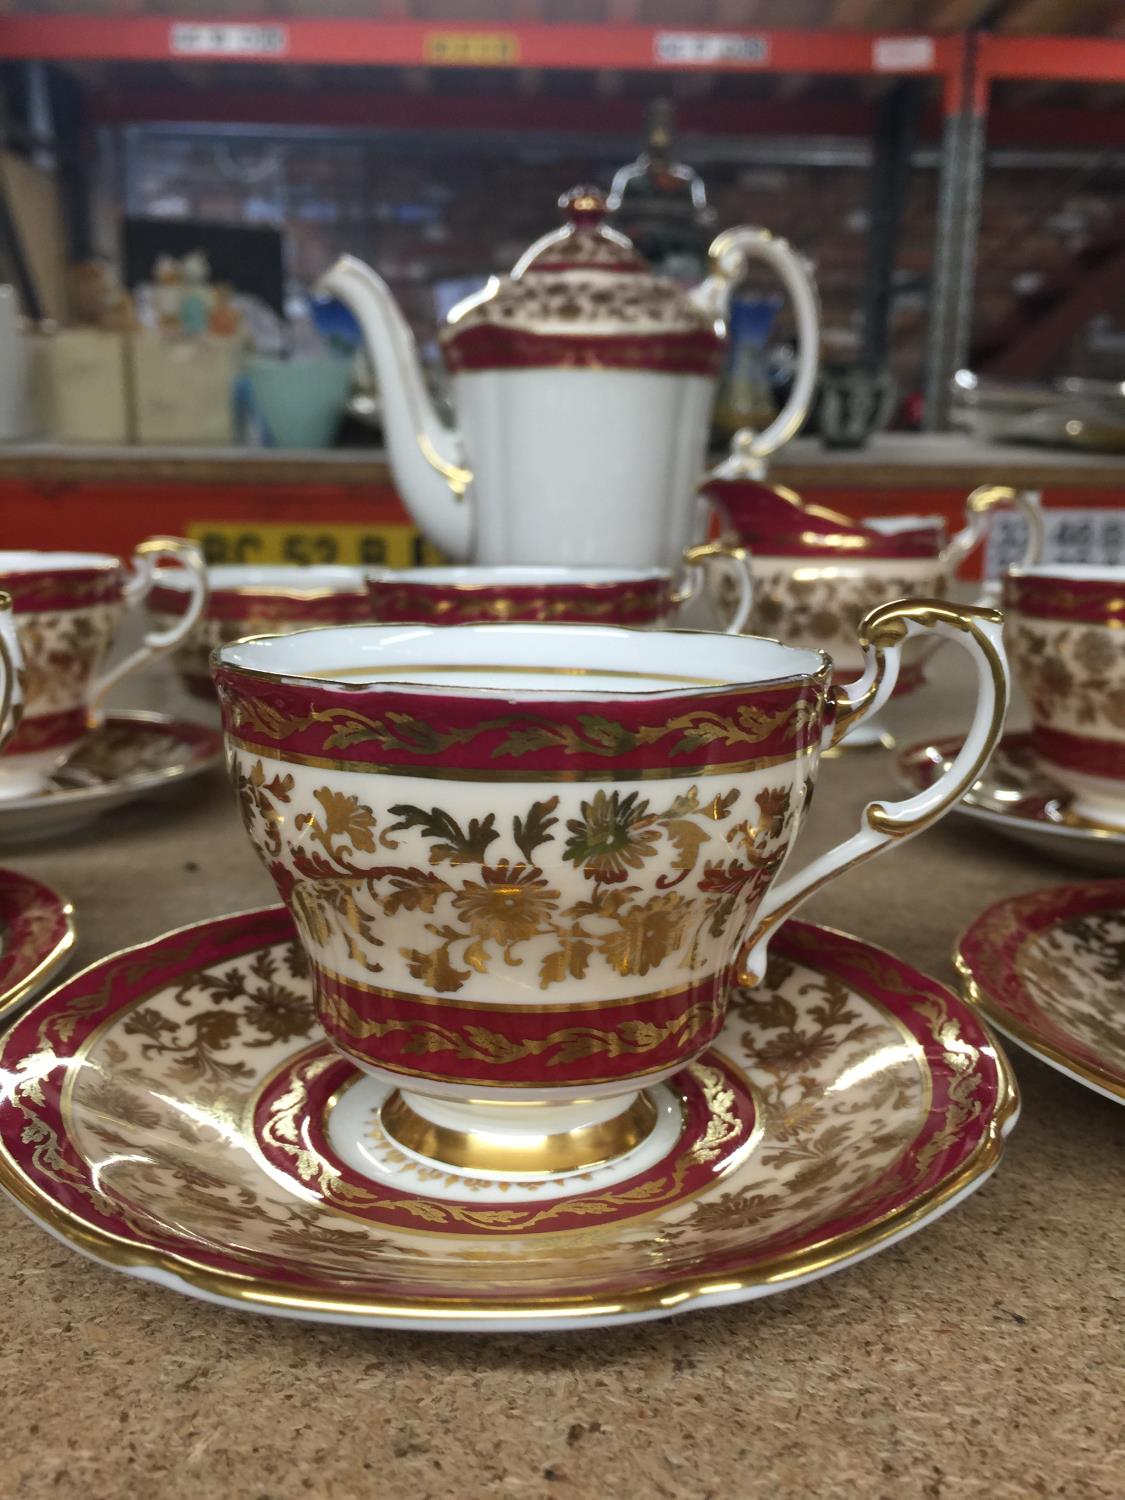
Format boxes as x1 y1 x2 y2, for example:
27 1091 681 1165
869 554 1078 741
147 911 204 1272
0 904 1018 1332
0 868 75 1019
957 878 1125 1104
379 1086 660 1177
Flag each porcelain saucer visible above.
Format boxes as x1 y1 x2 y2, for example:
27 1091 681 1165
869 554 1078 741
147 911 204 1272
0 905 1017 1332
0 868 74 1018
897 731 1125 871
0 711 223 845
957 880 1125 1104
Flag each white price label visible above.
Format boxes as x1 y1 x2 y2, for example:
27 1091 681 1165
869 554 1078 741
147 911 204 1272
170 24 289 58
872 36 936 72
654 32 769 66
985 506 1125 577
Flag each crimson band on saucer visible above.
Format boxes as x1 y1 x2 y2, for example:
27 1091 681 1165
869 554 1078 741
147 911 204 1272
5 705 89 756
957 880 1125 1102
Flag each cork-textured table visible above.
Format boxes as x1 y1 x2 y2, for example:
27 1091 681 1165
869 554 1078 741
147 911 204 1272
1 654 1122 1500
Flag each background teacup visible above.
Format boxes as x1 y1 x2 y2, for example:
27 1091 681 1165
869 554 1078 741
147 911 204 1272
147 564 371 701
214 607 1006 1179
1004 564 1125 827
702 478 1042 745
0 539 206 799
366 550 753 633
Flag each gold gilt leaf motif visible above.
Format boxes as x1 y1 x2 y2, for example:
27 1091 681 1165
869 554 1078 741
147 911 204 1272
8 940 434 1266
648 948 941 1243
319 983 716 1066
1009 620 1125 738
1005 906 1125 1067
255 1047 748 1233
237 765 798 994
222 689 823 760
687 1062 742 1164
751 570 949 653
15 605 122 714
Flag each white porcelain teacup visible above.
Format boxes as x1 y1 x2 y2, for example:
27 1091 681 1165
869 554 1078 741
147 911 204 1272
1004 564 1125 827
0 539 207 799
366 550 752 632
213 603 1007 1179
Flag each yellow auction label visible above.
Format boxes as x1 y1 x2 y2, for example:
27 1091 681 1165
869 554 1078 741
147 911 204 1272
187 522 442 569
423 31 519 65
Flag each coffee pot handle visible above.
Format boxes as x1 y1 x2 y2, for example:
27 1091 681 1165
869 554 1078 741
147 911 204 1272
696 226 821 462
738 598 1009 986
88 537 209 716
674 539 753 634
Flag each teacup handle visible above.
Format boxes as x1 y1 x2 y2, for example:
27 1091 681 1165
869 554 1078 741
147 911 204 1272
946 485 1045 596
674 540 753 634
738 598 1009 985
0 591 18 751
88 536 208 715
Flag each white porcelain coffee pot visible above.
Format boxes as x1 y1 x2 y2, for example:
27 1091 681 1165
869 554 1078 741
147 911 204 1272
319 187 820 566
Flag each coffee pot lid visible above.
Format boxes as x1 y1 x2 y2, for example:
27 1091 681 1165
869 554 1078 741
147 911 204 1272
440 186 724 376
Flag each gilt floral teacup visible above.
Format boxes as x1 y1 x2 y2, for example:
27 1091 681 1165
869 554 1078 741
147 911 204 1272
214 610 1007 1178
366 551 752 633
702 471 1042 746
1004 565 1125 827
147 564 370 701
0 540 207 799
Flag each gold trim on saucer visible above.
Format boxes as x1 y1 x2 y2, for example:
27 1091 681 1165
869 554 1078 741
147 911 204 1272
957 962 1124 1104
0 889 76 1020
380 1089 659 1175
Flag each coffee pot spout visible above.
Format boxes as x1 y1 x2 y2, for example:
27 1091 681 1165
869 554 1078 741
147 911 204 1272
317 255 472 559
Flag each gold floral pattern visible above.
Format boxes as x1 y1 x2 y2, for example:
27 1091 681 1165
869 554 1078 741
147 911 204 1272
233 757 795 995
748 566 948 670
14 603 122 714
1009 619 1125 737
1012 903 1125 1071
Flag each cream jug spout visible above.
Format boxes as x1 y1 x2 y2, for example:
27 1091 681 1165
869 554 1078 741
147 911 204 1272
317 255 472 559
